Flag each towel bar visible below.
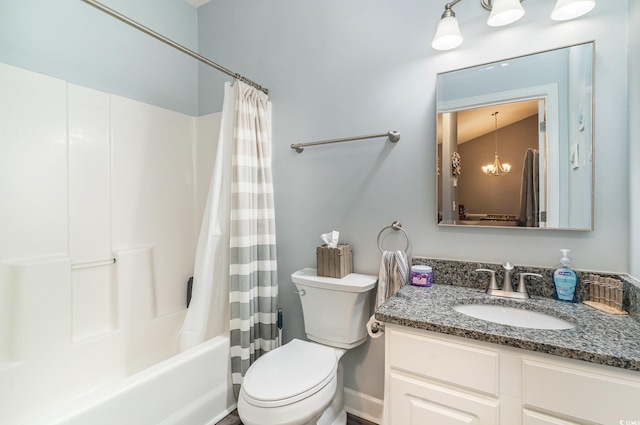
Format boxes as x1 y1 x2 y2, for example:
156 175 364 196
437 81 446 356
291 130 400 153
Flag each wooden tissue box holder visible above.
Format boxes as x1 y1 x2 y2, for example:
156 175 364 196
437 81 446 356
316 244 352 278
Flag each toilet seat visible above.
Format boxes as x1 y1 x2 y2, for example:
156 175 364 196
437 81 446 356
241 339 338 408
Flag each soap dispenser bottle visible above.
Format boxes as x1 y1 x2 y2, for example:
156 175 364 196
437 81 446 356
552 249 579 303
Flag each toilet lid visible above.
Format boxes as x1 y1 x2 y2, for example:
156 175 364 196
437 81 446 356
242 339 338 407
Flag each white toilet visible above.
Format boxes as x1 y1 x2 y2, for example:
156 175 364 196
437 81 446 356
237 268 377 425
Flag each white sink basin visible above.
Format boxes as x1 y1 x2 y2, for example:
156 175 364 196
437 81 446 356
453 304 576 330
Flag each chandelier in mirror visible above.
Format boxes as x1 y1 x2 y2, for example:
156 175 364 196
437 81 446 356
482 111 511 176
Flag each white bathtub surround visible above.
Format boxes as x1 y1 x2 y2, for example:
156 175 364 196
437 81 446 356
0 62 227 424
229 81 279 397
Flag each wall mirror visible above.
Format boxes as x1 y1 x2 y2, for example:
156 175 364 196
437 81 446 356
437 42 594 230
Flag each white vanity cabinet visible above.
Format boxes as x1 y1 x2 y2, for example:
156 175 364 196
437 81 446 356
383 324 640 425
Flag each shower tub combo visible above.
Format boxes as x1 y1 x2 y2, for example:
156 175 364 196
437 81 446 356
1 10 237 422
1 251 234 425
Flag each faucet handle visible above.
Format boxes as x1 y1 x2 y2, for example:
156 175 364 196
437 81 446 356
517 273 542 297
476 268 499 292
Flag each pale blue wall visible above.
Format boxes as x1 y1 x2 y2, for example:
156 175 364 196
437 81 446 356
0 0 199 115
629 0 640 278
198 0 630 399
197 2 276 114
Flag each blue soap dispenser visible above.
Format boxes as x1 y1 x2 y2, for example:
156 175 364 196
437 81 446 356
552 249 579 302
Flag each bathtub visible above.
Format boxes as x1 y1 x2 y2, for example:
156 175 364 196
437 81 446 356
1 252 234 425
24 336 235 425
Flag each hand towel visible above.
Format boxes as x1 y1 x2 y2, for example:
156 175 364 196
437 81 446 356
518 148 540 227
375 250 409 308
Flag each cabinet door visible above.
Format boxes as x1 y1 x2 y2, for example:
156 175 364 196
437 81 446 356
523 409 583 425
388 328 499 396
388 372 499 425
523 359 640 423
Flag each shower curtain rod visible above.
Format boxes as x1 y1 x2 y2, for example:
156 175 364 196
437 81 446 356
79 0 268 95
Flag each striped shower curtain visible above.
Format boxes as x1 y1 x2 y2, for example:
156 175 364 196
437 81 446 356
229 81 278 398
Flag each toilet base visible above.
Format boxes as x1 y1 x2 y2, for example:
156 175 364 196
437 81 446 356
318 408 346 425
317 363 346 425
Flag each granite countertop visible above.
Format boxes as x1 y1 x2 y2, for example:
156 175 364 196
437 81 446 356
375 284 640 371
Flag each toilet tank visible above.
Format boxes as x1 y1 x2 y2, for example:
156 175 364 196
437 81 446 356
292 268 377 349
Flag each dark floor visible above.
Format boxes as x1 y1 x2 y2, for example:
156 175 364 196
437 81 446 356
215 409 377 425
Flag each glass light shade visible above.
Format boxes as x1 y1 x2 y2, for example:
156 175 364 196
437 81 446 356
432 16 463 50
482 155 511 176
551 0 595 21
487 0 525 27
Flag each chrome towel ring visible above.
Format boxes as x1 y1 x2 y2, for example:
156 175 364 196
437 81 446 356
377 221 410 253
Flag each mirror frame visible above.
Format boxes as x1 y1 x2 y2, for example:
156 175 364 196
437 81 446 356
436 42 595 231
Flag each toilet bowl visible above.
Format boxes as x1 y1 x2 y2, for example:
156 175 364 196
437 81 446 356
238 339 343 425
237 269 377 425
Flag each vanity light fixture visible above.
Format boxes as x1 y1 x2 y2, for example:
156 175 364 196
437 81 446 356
483 0 525 27
482 111 511 176
432 0 596 50
550 0 595 21
431 0 464 50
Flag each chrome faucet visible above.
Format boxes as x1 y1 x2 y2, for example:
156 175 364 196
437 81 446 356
502 261 514 292
476 263 541 300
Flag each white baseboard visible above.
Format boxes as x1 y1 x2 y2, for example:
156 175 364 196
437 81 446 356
205 403 237 425
344 388 383 424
